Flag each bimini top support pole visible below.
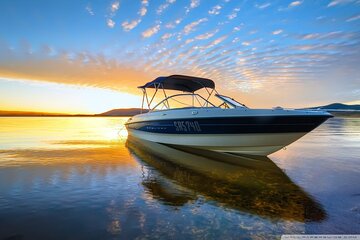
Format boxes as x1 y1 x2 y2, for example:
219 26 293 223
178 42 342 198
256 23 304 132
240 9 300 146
141 88 145 113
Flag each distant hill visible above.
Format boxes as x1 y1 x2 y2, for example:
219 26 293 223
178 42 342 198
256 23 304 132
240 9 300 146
303 103 360 117
305 103 360 111
97 108 148 116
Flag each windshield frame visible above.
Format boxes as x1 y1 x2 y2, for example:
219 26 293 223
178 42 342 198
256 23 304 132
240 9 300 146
151 93 217 111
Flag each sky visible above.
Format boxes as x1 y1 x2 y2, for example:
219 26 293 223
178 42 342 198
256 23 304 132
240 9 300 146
0 0 359 114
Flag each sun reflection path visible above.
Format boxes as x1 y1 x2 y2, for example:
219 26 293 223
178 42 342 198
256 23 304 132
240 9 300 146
0 117 136 167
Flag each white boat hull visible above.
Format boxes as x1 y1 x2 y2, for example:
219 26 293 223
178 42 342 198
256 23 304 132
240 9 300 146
127 129 308 156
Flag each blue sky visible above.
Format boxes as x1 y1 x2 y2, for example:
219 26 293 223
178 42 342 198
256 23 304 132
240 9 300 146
0 0 359 113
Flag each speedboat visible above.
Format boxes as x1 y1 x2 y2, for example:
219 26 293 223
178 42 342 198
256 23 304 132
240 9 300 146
125 75 333 156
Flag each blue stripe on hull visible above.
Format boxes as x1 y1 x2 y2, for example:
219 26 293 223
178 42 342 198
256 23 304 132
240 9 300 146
125 115 330 134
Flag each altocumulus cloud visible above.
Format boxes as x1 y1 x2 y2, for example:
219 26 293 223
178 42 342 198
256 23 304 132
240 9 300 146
0 42 151 93
183 18 208 35
1 0 360 107
121 0 149 31
142 24 161 38
289 1 303 8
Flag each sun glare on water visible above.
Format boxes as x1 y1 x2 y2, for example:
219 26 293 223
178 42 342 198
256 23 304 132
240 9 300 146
0 117 130 151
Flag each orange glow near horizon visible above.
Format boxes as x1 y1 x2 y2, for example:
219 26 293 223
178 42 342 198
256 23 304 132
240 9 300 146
0 78 143 114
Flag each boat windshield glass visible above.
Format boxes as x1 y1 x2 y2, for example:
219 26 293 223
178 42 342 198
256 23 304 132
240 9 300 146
215 94 247 108
152 93 216 111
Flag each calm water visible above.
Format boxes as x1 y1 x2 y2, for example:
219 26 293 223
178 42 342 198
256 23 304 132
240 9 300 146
0 117 359 239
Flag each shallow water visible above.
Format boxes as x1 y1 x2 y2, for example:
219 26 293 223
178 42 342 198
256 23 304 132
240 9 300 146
0 117 359 239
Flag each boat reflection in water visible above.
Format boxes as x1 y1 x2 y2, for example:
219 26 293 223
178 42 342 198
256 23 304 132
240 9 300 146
126 136 326 223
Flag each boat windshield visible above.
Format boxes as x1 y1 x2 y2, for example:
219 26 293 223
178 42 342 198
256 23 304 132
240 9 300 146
215 94 248 108
152 93 216 111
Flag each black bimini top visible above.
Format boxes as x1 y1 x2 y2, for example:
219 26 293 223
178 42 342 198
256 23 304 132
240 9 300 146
138 75 215 92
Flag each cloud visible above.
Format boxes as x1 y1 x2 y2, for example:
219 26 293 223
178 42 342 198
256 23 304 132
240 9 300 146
327 0 355 7
106 1 120 27
122 19 141 31
137 30 360 106
0 45 151 93
346 14 360 22
278 1 304 11
195 29 219 40
211 36 227 46
183 29 219 45
232 37 240 43
107 19 115 28
227 13 237 20
255 3 271 9
233 24 244 32
183 18 207 34
185 0 201 13
208 5 222 15
272 29 283 35
111 1 120 12
249 30 258 35
139 7 147 16
85 5 94 16
298 33 320 40
296 31 355 40
140 0 149 16
161 33 173 40
290 44 337 51
157 0 176 15
190 0 200 8
121 0 149 31
288 1 303 7
227 7 240 20
185 39 195 44
142 24 161 38
165 18 182 29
